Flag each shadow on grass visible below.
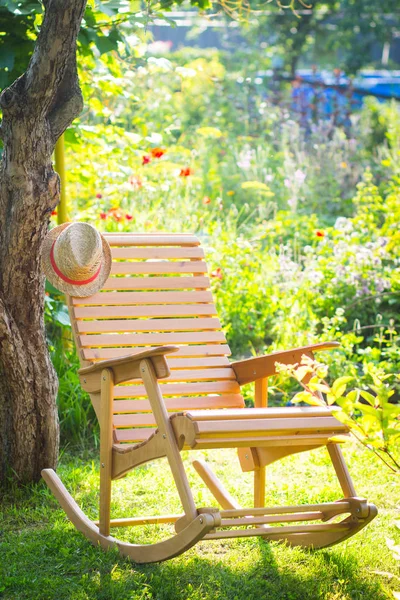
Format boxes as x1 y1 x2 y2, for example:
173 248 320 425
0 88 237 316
0 509 389 600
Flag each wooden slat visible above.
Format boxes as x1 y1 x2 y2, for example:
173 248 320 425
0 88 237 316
111 247 205 259
157 368 236 382
81 344 232 360
72 291 214 306
111 261 208 275
114 414 157 426
168 357 231 368
80 332 227 347
220 512 323 526
195 416 347 436
204 522 349 540
220 501 351 518
104 234 200 246
113 395 245 413
114 380 241 398
115 428 155 443
182 407 334 420
102 276 210 291
192 434 345 450
76 318 221 334
73 304 218 319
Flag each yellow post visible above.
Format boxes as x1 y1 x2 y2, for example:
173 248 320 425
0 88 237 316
54 134 68 224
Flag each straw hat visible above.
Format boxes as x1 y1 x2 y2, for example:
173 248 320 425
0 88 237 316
42 222 112 297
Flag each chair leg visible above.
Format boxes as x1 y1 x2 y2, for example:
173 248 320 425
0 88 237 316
254 377 268 508
99 368 114 536
327 443 357 498
192 458 241 510
254 467 266 508
140 359 197 522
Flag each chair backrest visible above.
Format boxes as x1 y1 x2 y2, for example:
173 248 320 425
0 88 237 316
67 233 245 444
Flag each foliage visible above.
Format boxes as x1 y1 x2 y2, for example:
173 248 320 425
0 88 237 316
40 45 400 442
276 355 400 473
246 0 400 74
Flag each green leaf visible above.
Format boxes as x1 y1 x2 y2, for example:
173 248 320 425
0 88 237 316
359 390 376 406
355 402 380 420
331 376 353 398
291 391 325 406
53 308 71 328
308 382 331 393
45 279 64 297
95 34 118 55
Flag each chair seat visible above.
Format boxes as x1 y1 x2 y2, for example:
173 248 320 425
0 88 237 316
170 407 349 450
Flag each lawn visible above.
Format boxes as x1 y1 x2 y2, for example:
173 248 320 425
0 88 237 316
1 442 398 600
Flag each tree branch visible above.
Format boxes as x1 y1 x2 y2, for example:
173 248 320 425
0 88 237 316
48 52 83 142
23 0 87 116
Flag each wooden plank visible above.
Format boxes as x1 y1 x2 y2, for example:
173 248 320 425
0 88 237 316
80 332 227 347
111 247 205 259
220 512 323 526
232 342 340 385
204 522 349 540
195 416 347 436
82 344 232 360
168 357 231 368
114 380 241 398
97 514 182 527
182 407 334 420
114 428 155 443
76 318 221 334
113 395 245 413
102 276 210 291
73 304 218 319
104 234 200 246
159 368 236 382
72 291 214 306
192 434 345 450
110 261 208 275
220 501 351 518
114 413 157 427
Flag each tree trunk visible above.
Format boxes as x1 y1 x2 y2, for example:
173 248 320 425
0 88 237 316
0 0 87 482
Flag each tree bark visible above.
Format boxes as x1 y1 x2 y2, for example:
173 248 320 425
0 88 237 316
0 0 87 482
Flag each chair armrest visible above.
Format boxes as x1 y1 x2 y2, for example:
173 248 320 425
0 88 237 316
231 342 340 385
78 346 179 393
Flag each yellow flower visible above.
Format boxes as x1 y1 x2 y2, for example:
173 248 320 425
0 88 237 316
381 159 391 167
227 190 235 196
340 162 348 169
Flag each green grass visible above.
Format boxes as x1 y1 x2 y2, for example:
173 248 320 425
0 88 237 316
0 443 399 600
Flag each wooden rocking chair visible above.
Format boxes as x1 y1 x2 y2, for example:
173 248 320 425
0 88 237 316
42 232 377 563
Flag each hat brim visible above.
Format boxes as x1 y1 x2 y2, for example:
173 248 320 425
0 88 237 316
42 223 112 298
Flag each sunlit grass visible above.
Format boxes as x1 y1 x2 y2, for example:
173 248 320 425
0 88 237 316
1 442 398 600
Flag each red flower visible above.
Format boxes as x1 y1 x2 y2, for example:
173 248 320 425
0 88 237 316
142 155 151 165
150 147 166 159
202 196 211 205
316 230 325 238
51 210 57 216
96 193 103 199
179 167 193 177
100 212 107 220
210 267 223 280
126 214 133 221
